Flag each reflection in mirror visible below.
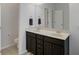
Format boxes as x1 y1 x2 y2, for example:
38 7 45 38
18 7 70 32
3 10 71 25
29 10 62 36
44 8 54 29
36 3 69 32
44 8 48 28
53 10 64 30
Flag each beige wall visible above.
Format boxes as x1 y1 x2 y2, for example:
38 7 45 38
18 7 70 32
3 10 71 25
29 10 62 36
1 3 19 49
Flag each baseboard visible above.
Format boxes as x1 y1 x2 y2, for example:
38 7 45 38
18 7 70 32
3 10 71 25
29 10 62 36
19 50 27 55
1 43 15 50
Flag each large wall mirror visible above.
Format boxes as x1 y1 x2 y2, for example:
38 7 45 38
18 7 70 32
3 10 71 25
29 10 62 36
36 3 69 32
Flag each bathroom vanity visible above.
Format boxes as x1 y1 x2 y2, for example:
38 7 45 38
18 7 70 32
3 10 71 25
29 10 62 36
26 28 69 55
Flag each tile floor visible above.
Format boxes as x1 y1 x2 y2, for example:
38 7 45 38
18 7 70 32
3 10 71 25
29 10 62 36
1 45 18 55
1 45 32 55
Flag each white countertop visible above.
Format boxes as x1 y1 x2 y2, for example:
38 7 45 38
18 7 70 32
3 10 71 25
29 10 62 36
25 27 70 40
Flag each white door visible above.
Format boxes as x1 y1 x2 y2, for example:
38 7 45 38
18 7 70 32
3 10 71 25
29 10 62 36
54 10 63 29
0 5 1 54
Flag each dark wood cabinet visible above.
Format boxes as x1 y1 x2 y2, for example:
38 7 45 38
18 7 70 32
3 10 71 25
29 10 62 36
44 36 64 55
36 35 44 55
26 31 69 55
26 32 36 54
44 41 52 55
44 41 64 55
52 44 64 55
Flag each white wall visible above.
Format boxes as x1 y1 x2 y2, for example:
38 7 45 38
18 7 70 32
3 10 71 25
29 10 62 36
19 3 29 54
19 3 55 54
1 4 19 49
0 5 1 52
19 3 38 54
54 3 69 31
69 3 79 55
0 5 1 27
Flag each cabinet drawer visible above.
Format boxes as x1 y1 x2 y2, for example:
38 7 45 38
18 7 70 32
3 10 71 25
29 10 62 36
36 34 43 39
44 36 64 46
26 31 36 37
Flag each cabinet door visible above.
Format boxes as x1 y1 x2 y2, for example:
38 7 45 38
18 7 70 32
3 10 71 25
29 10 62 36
44 41 64 55
27 36 36 54
30 37 36 54
26 35 31 52
44 41 52 55
37 47 43 55
26 32 36 54
37 39 43 55
52 44 64 55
